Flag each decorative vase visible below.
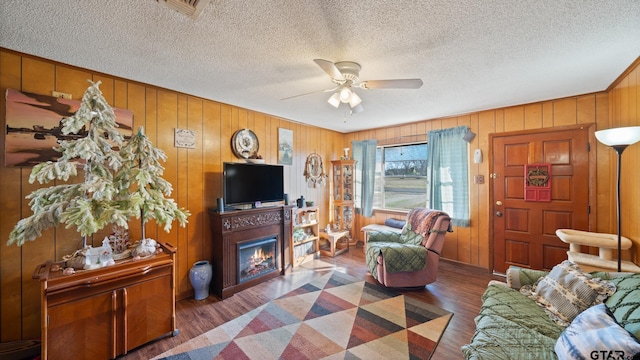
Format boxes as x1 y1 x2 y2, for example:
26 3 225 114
189 260 212 300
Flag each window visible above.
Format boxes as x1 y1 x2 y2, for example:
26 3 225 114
373 143 429 210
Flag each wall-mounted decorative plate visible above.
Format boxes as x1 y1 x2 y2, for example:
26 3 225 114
231 129 259 159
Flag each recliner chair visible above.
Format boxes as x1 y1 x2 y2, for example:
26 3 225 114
365 208 452 288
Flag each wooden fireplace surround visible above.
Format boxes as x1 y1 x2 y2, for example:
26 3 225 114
208 205 294 299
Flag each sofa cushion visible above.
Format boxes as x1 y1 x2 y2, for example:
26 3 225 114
520 260 616 326
555 303 640 360
607 273 640 339
461 284 562 359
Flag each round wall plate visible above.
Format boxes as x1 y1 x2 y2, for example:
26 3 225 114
231 129 259 159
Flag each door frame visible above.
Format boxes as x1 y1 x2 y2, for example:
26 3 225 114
488 123 597 273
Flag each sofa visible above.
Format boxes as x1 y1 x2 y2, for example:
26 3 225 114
462 261 640 360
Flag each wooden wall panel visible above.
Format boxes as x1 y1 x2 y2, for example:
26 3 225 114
186 97 204 280
0 50 23 342
176 95 189 295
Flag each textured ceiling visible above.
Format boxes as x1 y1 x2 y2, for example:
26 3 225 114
1 0 639 133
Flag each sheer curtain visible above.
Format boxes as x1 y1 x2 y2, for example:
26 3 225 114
351 139 377 217
427 126 469 227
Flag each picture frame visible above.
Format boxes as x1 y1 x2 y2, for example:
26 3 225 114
5 88 133 167
278 128 293 165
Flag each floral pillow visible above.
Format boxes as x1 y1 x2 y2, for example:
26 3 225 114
521 260 616 326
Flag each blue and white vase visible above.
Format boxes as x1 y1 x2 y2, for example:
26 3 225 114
189 260 212 300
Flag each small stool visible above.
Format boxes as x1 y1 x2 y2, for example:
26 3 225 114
319 229 349 257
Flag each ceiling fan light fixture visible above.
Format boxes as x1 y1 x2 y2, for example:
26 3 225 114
339 86 352 103
327 92 341 108
349 92 361 108
350 103 364 114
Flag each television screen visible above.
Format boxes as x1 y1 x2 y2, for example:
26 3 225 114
223 162 284 207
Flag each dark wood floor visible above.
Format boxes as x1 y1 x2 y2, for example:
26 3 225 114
122 247 500 360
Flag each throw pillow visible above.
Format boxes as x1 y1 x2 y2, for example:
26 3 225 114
384 218 406 229
607 273 640 340
520 260 616 326
555 303 640 360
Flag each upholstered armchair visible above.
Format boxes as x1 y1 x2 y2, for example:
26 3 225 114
365 208 452 288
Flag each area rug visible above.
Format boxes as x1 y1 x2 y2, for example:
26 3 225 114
154 271 452 360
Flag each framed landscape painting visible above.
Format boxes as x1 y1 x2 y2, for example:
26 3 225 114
278 128 293 165
5 88 133 167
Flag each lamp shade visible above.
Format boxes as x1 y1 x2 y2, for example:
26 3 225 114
350 103 364 114
349 92 362 108
327 92 340 108
595 126 640 147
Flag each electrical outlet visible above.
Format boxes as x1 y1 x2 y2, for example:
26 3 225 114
474 175 484 184
52 91 72 100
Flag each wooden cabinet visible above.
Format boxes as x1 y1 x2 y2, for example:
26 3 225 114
33 243 177 360
331 160 356 240
291 207 319 267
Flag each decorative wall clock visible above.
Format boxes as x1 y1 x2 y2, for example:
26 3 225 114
303 152 327 188
231 129 259 159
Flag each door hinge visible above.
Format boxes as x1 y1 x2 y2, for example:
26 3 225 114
587 142 591 152
588 205 591 214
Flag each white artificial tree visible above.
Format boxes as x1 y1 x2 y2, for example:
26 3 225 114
7 80 189 252
8 80 129 247
116 127 190 241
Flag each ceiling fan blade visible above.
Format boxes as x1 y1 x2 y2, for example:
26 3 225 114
313 59 345 81
359 79 423 89
280 87 337 101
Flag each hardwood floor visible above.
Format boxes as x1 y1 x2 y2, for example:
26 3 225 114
123 247 499 359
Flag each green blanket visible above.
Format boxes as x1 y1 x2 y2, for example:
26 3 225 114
365 228 426 276
461 285 562 360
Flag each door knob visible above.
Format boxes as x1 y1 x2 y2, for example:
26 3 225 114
495 211 503 217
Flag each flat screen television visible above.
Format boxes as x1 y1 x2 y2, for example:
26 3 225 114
223 162 284 208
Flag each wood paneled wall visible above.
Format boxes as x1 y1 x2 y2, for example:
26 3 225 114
607 58 640 263
346 57 640 271
0 49 344 341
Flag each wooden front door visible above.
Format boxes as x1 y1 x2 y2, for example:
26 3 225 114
492 125 592 273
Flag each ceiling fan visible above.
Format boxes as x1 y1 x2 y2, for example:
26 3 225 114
283 59 424 114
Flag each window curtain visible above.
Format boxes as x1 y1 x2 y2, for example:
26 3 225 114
352 139 377 217
427 126 469 227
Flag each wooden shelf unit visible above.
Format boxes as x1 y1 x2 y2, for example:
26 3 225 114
291 206 320 267
33 243 177 360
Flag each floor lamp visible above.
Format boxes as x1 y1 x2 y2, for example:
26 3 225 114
595 126 640 272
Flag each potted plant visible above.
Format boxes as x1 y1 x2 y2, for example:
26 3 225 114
7 80 189 269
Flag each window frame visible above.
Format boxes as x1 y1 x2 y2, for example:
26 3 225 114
373 141 429 211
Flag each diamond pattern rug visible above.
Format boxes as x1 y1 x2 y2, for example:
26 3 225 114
154 271 452 360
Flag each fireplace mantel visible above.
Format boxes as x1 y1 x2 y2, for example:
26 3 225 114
208 205 294 299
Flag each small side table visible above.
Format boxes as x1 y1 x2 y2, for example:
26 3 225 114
319 229 350 257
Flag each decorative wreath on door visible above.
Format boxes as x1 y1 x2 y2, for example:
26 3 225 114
303 153 328 188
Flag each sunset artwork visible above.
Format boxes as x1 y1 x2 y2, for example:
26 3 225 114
5 88 133 167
